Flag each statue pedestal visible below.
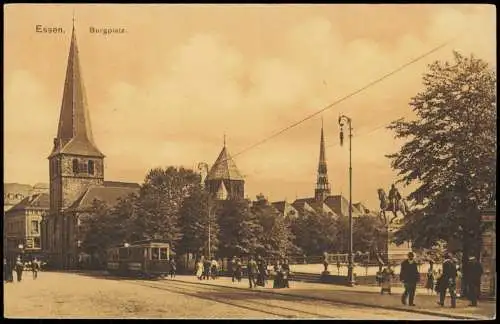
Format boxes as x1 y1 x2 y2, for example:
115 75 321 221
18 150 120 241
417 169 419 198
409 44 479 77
382 222 412 265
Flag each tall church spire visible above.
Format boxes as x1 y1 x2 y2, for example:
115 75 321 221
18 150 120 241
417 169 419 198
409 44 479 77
315 119 331 201
49 22 104 158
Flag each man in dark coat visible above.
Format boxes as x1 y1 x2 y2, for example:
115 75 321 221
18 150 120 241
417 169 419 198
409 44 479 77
400 252 419 306
247 255 258 289
437 252 458 308
465 256 483 307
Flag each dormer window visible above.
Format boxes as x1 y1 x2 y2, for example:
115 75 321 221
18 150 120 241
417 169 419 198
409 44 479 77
72 159 79 173
88 160 94 175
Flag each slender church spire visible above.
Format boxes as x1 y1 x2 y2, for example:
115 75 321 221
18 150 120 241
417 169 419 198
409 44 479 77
49 20 104 158
315 118 331 201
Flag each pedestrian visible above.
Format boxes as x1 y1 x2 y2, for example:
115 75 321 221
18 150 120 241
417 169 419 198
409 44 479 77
425 261 435 295
281 258 291 288
32 258 40 280
203 257 211 280
235 258 243 283
256 256 267 287
380 264 395 295
15 257 24 282
195 258 203 280
210 258 218 280
230 256 237 283
399 252 419 306
436 252 458 308
169 257 176 279
465 256 483 307
217 257 224 277
247 255 258 289
273 260 282 288
322 253 329 273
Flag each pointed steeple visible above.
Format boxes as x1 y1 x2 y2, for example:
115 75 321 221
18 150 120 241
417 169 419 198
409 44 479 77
49 22 104 158
206 140 244 181
315 119 331 201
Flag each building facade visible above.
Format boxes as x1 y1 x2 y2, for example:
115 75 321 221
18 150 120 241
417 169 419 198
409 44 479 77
4 193 49 258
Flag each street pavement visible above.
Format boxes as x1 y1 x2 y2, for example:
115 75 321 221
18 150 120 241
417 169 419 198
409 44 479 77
172 274 496 320
2 270 462 319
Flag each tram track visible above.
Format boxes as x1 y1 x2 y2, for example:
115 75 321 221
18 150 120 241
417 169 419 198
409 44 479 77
125 278 337 318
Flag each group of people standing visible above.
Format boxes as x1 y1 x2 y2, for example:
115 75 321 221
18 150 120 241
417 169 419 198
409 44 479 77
195 257 223 281
3 256 41 283
377 251 484 308
193 255 291 289
232 255 291 289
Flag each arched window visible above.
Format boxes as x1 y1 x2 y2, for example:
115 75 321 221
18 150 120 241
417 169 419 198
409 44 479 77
88 160 94 175
72 159 79 173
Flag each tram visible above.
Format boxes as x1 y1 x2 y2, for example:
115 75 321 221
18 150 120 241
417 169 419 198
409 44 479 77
106 240 173 278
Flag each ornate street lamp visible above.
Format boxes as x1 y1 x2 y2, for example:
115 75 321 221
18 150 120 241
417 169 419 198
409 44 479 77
338 114 355 286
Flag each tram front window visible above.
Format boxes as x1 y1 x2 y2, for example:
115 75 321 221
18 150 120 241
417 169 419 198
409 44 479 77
152 248 159 260
160 248 169 260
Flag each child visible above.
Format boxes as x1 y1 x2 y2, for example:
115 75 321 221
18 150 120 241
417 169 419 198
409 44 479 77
380 265 395 295
425 261 435 295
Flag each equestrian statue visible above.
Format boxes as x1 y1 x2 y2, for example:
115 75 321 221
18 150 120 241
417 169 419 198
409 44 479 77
377 184 409 225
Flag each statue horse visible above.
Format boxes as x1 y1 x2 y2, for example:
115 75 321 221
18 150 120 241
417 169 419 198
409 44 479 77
377 188 409 225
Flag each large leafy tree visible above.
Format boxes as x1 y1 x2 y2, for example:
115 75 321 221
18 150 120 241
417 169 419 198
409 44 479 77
352 215 387 254
133 167 201 249
290 211 338 256
178 187 220 259
387 52 496 262
218 198 264 257
251 195 296 257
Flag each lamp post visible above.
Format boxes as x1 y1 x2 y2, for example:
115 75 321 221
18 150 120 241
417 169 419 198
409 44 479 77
338 114 355 286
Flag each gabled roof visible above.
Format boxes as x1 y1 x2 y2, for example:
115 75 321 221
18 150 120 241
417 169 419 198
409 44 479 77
292 199 317 215
67 185 139 212
7 193 50 213
271 201 299 218
206 146 244 181
323 195 363 217
353 202 370 214
49 26 103 158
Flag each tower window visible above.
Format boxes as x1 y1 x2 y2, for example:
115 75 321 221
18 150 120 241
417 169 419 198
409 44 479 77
88 160 94 175
72 159 79 173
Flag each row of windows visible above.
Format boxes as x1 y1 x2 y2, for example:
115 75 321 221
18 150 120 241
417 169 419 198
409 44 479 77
50 159 97 175
72 159 95 175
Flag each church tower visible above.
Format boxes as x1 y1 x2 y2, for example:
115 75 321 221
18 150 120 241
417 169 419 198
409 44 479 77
46 23 105 266
205 136 245 200
314 119 331 202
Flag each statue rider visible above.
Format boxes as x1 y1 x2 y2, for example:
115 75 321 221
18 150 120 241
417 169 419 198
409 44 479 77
388 184 401 213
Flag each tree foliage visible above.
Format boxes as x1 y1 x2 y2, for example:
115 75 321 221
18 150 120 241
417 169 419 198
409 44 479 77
352 215 387 254
290 211 339 256
178 187 219 258
387 52 496 257
251 195 296 257
218 199 264 257
134 167 201 248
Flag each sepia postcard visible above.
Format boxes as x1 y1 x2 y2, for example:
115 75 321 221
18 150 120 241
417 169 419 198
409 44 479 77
3 3 496 320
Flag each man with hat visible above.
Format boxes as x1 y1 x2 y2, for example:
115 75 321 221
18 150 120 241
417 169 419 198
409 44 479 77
437 252 458 308
465 256 483 307
399 251 420 306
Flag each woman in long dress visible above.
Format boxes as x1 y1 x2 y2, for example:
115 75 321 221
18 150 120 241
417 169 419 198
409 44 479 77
273 260 282 288
195 259 203 280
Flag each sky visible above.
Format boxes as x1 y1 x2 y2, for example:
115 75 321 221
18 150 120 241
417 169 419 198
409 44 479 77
3 4 496 209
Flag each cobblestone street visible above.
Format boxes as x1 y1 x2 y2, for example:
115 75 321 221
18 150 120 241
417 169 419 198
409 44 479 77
4 271 452 319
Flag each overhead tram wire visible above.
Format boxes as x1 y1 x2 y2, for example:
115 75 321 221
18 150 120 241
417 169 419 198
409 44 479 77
222 35 459 164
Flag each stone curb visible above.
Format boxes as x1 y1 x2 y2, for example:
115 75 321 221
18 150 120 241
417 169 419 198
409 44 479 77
169 278 489 320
